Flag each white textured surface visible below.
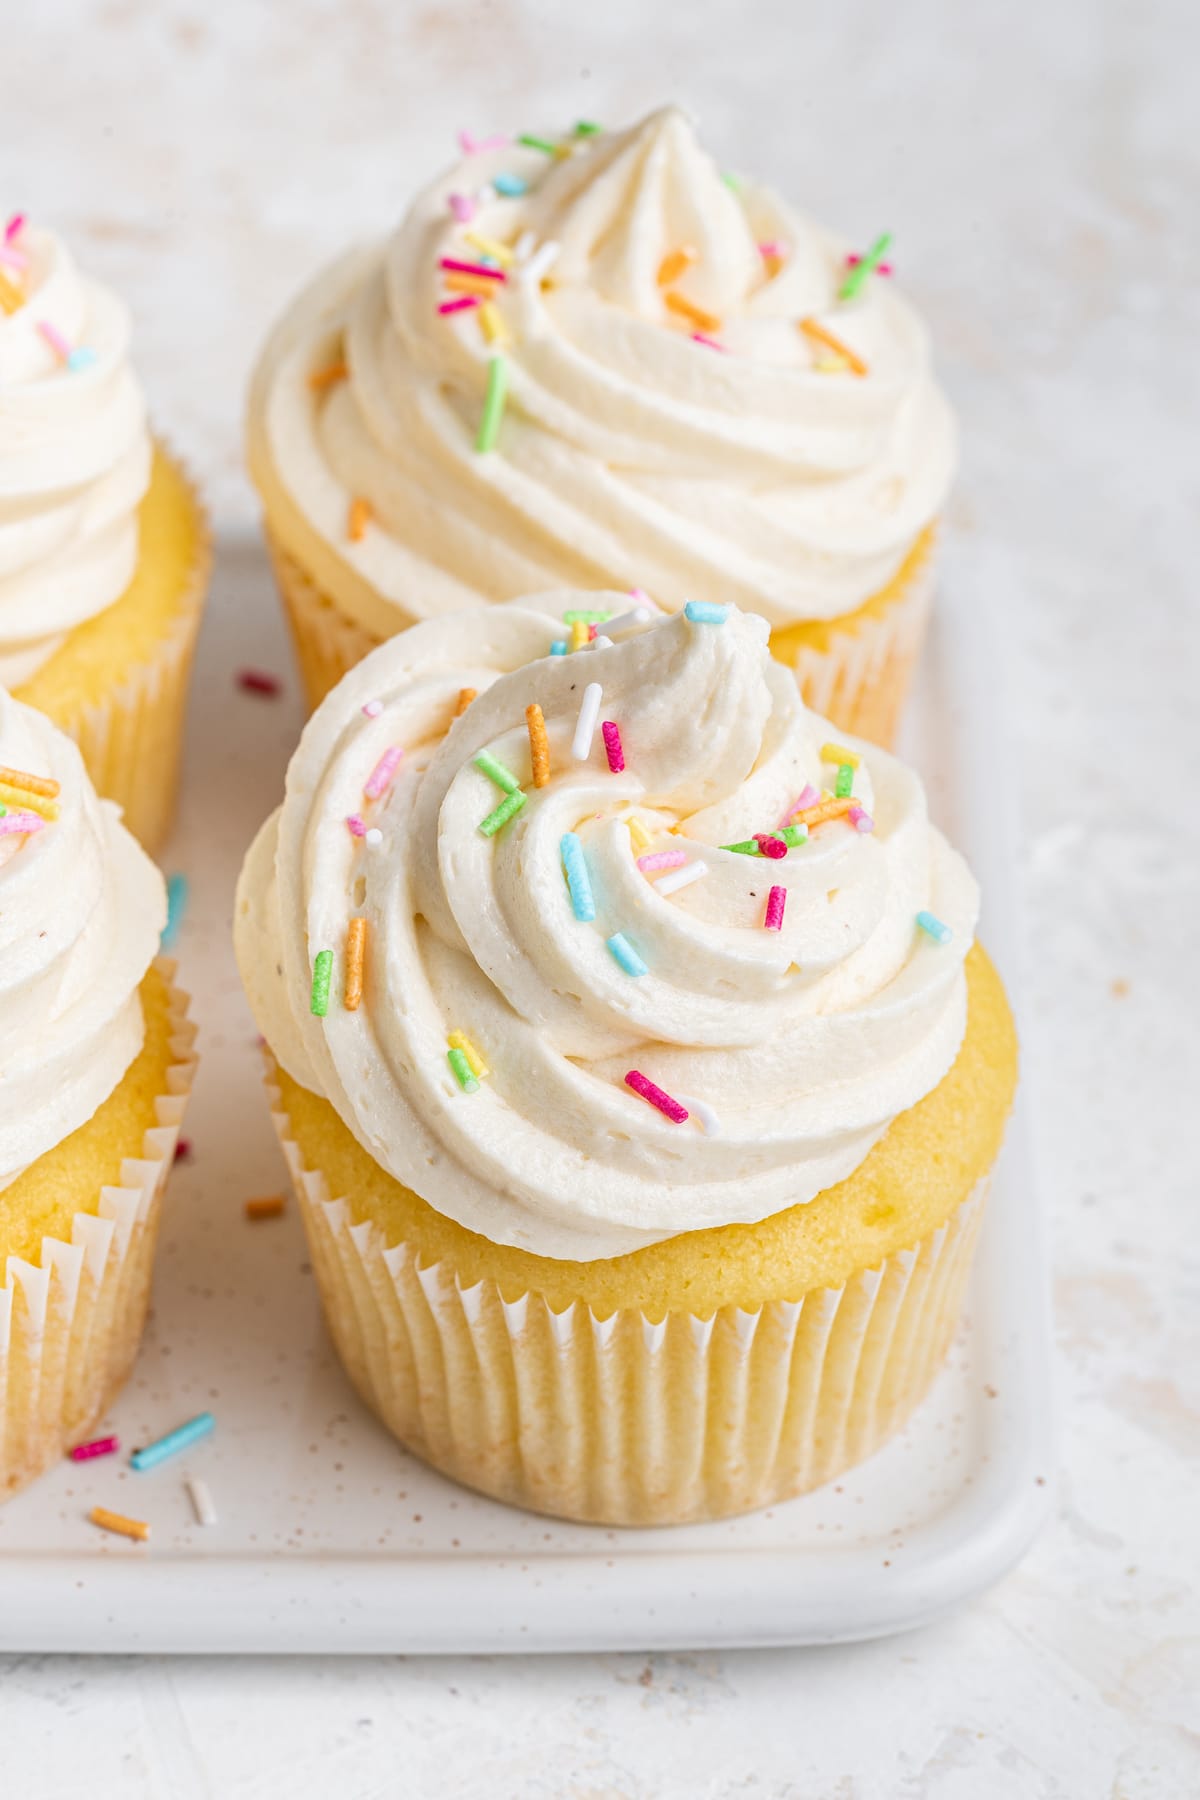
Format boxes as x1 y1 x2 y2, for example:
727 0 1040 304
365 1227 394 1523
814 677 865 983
3 1 1197 1795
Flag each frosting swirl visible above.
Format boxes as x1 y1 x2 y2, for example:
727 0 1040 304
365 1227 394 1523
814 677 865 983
0 690 165 1186
236 595 978 1260
249 107 954 639
0 223 152 685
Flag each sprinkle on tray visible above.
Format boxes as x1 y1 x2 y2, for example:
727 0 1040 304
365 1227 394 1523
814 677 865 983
237 667 281 697
455 687 476 717
474 749 522 794
683 600 728 625
657 246 697 286
448 1046 479 1093
130 1411 216 1473
607 932 648 977
654 860 708 897
344 916 367 1011
561 831 596 921
448 1030 488 1079
478 789 526 836
601 721 625 773
70 1435 119 1463
364 745 404 800
665 291 721 334
526 702 550 787
625 1070 689 1124
245 1194 287 1220
89 1507 150 1544
308 359 349 390
572 683 602 761
798 316 868 377
476 354 509 453
311 949 334 1016
161 873 188 950
916 910 953 945
764 885 787 931
348 497 372 542
188 1478 218 1527
638 849 688 873
838 232 893 303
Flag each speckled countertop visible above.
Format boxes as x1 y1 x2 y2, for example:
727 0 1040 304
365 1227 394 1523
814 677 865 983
3 2 1197 1794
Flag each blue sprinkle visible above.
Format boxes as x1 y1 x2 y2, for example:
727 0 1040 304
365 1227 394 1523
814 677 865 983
683 601 729 625
561 832 595 921
67 346 97 372
606 931 648 977
550 639 567 656
130 1411 215 1472
916 910 953 945
494 173 528 197
161 873 188 950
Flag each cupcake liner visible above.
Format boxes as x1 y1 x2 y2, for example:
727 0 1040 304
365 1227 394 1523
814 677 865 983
266 525 391 711
0 960 197 1501
43 445 212 853
267 1062 989 1526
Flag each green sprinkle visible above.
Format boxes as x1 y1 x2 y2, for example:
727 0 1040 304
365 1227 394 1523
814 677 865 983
475 354 509 454
574 120 602 136
0 803 6 817
780 824 809 848
447 1047 479 1092
518 133 559 155
474 750 521 794
835 764 855 799
478 789 526 836
721 839 760 856
838 231 893 303
722 171 741 191
310 949 334 1016
562 609 612 625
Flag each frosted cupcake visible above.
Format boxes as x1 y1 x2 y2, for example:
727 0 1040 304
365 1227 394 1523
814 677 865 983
235 593 1015 1525
0 690 196 1499
1 213 210 849
247 108 953 742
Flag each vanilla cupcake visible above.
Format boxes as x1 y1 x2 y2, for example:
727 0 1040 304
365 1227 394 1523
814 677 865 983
0 690 196 1499
235 593 1014 1525
0 213 210 848
247 108 953 743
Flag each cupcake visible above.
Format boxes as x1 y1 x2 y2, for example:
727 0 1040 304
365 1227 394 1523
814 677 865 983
1 213 210 849
0 690 196 1499
235 593 1015 1526
247 108 953 743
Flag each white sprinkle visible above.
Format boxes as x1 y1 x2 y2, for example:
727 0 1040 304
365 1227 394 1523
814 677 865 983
365 827 383 847
593 634 614 650
514 229 537 262
572 682 603 761
477 182 497 205
653 860 708 898
187 1477 217 1526
677 1095 721 1136
522 239 561 287
603 606 654 636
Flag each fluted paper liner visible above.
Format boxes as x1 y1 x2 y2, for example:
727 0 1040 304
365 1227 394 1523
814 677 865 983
0 961 197 1501
267 1064 989 1526
47 445 212 852
266 519 935 745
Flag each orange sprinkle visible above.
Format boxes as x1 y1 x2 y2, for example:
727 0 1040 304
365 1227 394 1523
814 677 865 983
0 763 60 800
526 702 550 788
664 291 722 334
0 271 24 315
443 272 505 300
344 916 367 1011
798 316 868 378
761 252 784 280
348 497 371 543
307 359 349 390
790 795 860 828
657 246 697 287
455 687 477 717
90 1506 150 1543
244 1194 287 1220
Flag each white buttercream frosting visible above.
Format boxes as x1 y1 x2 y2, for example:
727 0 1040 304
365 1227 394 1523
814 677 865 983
235 593 978 1261
247 107 955 641
0 223 152 685
0 689 166 1187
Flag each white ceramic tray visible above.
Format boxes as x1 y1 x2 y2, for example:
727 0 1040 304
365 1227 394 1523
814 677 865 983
0 541 1054 1653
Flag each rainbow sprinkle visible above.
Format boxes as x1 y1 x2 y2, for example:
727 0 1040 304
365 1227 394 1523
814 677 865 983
447 1046 480 1093
683 601 728 625
601 721 625 773
561 832 595 921
916 910 953 945
625 1070 688 1124
764 886 787 931
478 789 526 836
474 750 521 794
476 354 509 453
364 745 404 800
311 950 334 1016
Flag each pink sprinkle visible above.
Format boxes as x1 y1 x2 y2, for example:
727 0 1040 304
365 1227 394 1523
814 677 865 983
346 814 367 838
754 833 788 860
438 295 481 316
174 1137 193 1162
849 805 875 833
625 1070 689 1125
37 320 71 361
601 720 625 773
0 245 27 271
237 667 281 696
70 1435 119 1463
440 257 506 282
846 253 894 276
5 213 25 243
638 849 688 872
361 700 383 718
459 131 509 155
629 586 650 603
448 192 477 223
0 811 44 838
758 239 789 259
764 885 787 931
781 784 819 825
364 745 404 801
691 332 726 352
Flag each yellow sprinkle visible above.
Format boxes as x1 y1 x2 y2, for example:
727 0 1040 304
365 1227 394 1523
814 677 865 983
0 781 58 820
464 230 514 267
628 817 652 852
478 301 510 347
820 742 861 769
569 620 589 653
90 1506 150 1543
0 271 25 315
448 1030 488 1079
